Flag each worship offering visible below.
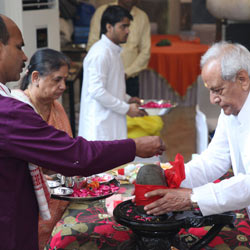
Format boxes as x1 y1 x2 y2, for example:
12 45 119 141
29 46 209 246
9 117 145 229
116 163 144 184
50 173 120 201
134 153 185 206
90 173 114 183
71 182 119 198
140 101 173 108
113 155 236 250
139 99 177 116
113 199 235 250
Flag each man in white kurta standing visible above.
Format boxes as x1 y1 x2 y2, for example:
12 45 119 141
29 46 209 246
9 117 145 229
86 0 151 97
143 41 250 218
78 5 145 141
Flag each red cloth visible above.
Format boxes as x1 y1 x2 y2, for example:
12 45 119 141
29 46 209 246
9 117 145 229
165 153 185 188
134 154 185 206
148 35 209 96
117 168 125 175
134 183 168 206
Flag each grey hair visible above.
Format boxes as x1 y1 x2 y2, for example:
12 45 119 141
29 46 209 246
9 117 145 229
200 41 250 82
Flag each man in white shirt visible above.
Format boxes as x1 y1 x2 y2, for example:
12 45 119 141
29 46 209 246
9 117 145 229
78 5 145 141
86 0 151 97
143 41 250 217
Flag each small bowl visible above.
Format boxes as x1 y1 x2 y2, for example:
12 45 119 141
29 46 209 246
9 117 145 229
52 187 73 196
47 180 61 188
139 99 177 116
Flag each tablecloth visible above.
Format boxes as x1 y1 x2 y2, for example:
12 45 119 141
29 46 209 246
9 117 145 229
148 35 209 97
45 177 250 250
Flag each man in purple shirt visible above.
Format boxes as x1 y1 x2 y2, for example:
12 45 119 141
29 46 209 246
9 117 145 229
0 14 165 250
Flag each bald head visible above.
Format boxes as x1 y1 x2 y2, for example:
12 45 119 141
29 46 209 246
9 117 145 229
0 14 27 84
201 41 250 82
0 15 10 45
201 41 250 116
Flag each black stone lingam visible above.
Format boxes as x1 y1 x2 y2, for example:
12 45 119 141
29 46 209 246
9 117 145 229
113 164 236 250
136 164 166 186
135 164 167 214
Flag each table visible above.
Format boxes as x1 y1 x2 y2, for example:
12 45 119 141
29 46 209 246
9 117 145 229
148 34 209 97
139 35 209 106
45 171 250 250
45 184 134 250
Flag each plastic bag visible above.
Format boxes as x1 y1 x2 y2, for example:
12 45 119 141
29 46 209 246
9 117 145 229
127 116 164 138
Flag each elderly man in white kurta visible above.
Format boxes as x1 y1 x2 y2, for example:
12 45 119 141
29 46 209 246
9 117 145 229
78 6 145 141
143 41 250 218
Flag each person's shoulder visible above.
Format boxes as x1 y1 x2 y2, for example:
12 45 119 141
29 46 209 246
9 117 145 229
88 38 110 56
11 89 29 102
132 6 149 18
87 42 104 57
94 2 112 15
0 94 22 106
0 95 34 117
96 3 109 11
85 42 110 66
94 1 118 14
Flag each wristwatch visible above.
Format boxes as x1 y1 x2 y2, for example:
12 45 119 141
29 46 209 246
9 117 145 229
190 191 199 209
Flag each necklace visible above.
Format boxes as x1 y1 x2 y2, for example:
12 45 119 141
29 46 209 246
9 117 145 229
25 89 51 122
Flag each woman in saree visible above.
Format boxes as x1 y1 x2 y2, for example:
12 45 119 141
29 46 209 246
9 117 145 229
12 48 72 250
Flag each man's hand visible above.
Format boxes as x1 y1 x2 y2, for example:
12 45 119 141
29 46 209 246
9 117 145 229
128 97 142 105
133 136 165 158
143 188 192 215
127 103 147 117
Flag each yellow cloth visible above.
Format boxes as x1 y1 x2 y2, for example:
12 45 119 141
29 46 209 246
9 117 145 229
127 116 164 138
86 1 151 78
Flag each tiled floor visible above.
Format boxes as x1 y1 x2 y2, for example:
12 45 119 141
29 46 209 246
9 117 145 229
161 106 196 162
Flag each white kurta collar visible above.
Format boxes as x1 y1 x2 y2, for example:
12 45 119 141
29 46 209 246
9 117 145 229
237 92 250 125
101 34 122 54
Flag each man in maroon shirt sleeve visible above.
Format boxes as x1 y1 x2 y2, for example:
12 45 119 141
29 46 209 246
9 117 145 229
0 14 165 250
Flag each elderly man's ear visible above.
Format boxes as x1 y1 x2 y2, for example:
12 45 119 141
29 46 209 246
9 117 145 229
31 71 40 87
237 70 250 91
